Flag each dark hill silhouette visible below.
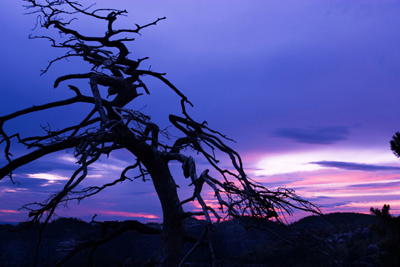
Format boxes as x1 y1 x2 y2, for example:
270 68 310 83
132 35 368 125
0 213 390 266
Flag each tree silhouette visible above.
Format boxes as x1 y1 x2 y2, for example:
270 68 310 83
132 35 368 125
370 204 400 266
370 204 392 220
390 132 400 158
0 1 320 266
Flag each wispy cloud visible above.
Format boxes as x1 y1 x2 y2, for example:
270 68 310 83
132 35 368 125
311 161 400 172
27 173 70 181
100 210 159 219
347 181 400 188
336 200 400 210
0 209 21 214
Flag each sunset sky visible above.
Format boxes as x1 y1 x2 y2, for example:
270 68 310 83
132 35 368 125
1 0 400 223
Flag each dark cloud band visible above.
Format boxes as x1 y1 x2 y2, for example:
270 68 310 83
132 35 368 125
311 161 400 172
273 126 350 144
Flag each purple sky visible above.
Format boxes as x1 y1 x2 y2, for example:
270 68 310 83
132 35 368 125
1 0 400 223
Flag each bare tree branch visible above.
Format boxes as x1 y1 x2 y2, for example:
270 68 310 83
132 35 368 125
2 1 322 266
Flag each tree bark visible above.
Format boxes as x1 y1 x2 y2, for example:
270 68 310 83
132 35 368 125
145 155 185 266
121 128 185 266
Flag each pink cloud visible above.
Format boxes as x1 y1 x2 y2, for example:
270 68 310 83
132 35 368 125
100 210 159 219
258 169 400 193
0 209 21 214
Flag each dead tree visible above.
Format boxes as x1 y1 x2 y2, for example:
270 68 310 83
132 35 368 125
0 1 320 266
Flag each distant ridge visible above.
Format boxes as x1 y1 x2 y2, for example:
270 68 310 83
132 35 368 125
0 221 19 225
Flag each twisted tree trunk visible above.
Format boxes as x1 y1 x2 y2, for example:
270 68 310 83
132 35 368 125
148 158 185 266
122 132 185 266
